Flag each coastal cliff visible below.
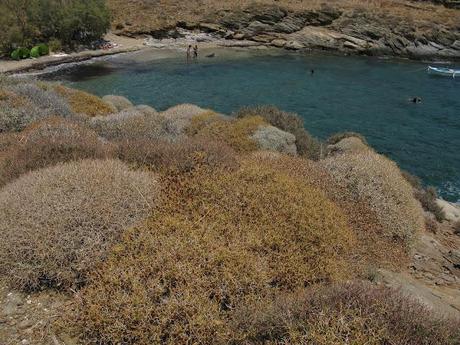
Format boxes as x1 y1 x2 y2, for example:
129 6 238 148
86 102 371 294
110 1 460 60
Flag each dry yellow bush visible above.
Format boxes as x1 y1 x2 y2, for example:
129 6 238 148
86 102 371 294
190 114 267 152
322 151 425 247
246 152 409 268
54 85 114 117
75 158 355 344
0 159 159 291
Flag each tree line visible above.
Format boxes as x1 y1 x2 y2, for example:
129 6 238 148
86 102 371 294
0 0 110 55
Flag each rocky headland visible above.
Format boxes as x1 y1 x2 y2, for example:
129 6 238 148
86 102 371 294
113 2 460 60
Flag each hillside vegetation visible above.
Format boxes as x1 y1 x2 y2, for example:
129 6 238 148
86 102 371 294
0 77 459 344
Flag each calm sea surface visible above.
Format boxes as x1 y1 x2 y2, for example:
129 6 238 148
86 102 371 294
44 48 460 202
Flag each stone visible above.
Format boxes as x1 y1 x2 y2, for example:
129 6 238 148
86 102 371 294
284 40 304 50
102 95 133 112
451 40 460 50
436 199 460 223
271 39 287 47
199 23 225 33
251 125 297 155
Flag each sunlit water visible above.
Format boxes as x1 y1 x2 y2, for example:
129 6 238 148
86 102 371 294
44 48 460 202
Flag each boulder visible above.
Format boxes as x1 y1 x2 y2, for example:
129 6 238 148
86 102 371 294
102 95 133 112
436 199 460 223
251 125 297 155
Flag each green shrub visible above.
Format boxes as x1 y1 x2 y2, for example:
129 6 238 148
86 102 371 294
235 105 322 160
0 159 159 291
37 43 49 55
10 48 20 60
74 158 355 344
30 46 40 58
232 281 460 344
10 47 30 60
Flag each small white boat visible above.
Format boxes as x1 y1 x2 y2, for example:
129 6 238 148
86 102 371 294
427 66 459 78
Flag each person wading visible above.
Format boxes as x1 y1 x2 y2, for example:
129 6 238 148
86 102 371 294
193 45 198 59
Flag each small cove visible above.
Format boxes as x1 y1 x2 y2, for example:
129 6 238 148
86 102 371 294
44 48 460 202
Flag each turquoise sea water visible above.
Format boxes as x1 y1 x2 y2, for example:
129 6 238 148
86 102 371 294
45 49 460 202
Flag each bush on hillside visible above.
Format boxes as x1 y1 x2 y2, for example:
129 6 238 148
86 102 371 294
0 118 112 186
327 136 370 156
247 152 409 268
30 46 41 58
189 113 268 152
75 159 355 344
0 82 74 132
102 95 133 111
231 281 460 344
322 151 425 247
54 85 114 116
161 103 211 135
116 137 238 173
402 170 445 222
90 107 181 142
327 131 368 145
235 105 322 159
0 159 158 291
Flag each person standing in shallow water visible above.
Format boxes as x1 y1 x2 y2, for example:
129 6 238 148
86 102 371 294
193 45 198 59
186 45 192 61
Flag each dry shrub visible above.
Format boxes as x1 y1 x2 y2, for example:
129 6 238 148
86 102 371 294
0 83 74 132
235 105 322 159
248 152 409 268
322 151 425 246
0 117 112 186
116 137 238 173
102 94 133 111
402 170 446 222
453 220 460 236
90 107 182 142
54 85 114 117
327 131 368 146
75 158 355 344
190 113 267 152
0 159 158 291
232 281 460 344
327 136 370 156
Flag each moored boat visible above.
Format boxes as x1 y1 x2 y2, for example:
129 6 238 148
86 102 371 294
428 66 459 77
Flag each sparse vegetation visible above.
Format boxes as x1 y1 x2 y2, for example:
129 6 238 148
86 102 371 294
236 105 322 159
0 159 158 291
402 170 446 221
327 131 368 146
322 151 425 247
231 281 460 344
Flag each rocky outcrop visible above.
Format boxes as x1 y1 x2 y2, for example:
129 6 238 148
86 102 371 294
194 4 460 60
251 125 297 155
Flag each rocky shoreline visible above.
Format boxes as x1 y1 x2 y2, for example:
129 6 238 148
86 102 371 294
122 3 460 61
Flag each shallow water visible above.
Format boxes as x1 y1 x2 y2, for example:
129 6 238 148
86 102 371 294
45 48 460 202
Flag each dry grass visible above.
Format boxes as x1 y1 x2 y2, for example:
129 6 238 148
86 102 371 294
0 117 112 186
322 150 425 247
0 159 158 291
74 157 355 344
54 85 114 117
108 0 460 34
232 281 460 344
116 137 238 173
